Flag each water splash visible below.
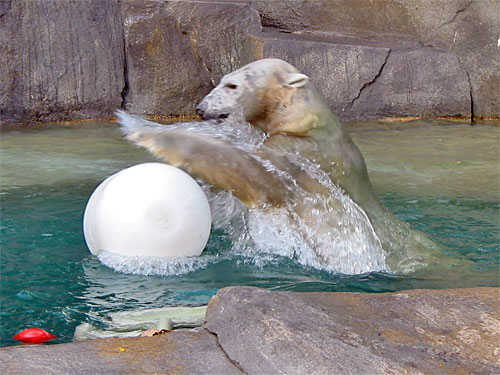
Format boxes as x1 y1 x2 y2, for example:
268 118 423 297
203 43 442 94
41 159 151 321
108 115 388 275
204 168 388 275
197 116 389 274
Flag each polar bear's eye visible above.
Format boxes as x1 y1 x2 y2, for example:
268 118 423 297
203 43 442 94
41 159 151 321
225 84 238 90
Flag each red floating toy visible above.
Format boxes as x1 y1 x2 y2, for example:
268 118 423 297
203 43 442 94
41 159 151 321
13 328 56 344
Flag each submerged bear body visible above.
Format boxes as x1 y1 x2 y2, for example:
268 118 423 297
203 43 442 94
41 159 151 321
118 59 439 273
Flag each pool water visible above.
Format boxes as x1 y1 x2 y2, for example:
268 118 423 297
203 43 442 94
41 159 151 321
1 120 498 347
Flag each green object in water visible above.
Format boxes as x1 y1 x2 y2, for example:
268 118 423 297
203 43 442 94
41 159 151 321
73 305 207 340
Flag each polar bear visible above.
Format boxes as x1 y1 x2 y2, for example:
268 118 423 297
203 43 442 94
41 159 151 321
117 58 440 272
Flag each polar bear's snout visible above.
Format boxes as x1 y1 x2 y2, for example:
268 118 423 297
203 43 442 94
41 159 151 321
196 95 232 121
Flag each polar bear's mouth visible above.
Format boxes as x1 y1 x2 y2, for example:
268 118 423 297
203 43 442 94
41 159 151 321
216 113 229 120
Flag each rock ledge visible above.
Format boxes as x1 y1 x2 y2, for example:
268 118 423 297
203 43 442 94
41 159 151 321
1 287 499 374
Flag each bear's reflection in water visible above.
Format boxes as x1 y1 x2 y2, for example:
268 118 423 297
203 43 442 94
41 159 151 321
117 59 444 274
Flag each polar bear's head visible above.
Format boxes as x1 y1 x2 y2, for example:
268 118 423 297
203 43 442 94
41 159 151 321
196 59 323 136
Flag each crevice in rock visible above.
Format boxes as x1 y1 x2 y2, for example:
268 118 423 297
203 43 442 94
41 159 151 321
188 32 216 87
0 0 11 19
421 0 473 47
205 328 247 374
464 68 476 124
258 14 294 33
120 31 129 109
437 0 473 29
348 49 391 111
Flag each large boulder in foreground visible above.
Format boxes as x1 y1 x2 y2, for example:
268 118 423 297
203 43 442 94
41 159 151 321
206 287 500 375
1 287 498 374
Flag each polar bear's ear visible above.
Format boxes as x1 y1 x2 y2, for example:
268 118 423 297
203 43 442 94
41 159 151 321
284 73 309 88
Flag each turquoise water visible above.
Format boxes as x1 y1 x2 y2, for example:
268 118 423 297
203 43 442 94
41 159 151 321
1 121 499 347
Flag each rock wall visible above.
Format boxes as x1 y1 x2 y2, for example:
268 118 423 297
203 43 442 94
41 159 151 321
121 0 260 115
247 0 500 121
0 0 125 123
241 32 471 120
0 0 498 124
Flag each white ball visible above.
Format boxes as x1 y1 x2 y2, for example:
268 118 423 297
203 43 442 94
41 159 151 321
83 163 211 258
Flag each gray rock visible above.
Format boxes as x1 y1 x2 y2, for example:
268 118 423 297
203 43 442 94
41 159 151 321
0 328 242 375
244 0 471 41
242 31 471 121
206 286 500 375
422 0 500 122
244 0 500 121
0 0 261 123
1 0 497 123
350 48 471 120
121 0 261 116
0 0 125 124
2 287 498 374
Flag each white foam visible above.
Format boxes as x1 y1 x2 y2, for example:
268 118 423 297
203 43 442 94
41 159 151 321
97 251 214 276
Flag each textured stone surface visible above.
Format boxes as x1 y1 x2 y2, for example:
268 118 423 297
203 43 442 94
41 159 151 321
0 0 125 123
242 0 472 40
0 0 497 123
428 0 500 122
241 32 392 119
121 0 261 115
242 31 471 120
242 0 500 120
0 328 242 375
350 48 471 119
206 287 500 375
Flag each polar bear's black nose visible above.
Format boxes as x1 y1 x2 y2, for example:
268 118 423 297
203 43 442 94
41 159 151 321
196 106 205 117
196 106 229 121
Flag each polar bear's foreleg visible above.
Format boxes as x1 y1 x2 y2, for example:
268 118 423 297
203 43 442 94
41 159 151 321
117 113 289 207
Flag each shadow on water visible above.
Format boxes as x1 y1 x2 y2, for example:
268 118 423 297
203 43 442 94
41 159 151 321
0 121 498 346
